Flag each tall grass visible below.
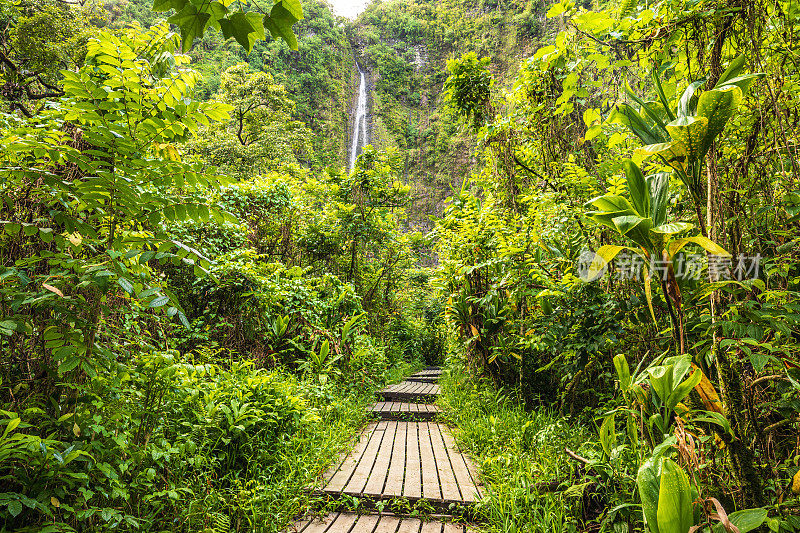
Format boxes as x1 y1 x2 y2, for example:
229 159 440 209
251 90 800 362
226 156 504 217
438 365 592 532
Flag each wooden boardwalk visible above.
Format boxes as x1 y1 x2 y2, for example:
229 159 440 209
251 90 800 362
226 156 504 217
380 381 440 401
406 375 439 383
288 513 474 532
290 367 481 531
369 401 440 420
319 420 483 504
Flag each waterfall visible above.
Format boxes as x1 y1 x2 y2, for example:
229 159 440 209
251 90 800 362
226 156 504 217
349 64 368 171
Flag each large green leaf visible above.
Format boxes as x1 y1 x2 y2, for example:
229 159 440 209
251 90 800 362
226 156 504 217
587 195 637 214
696 85 743 158
656 459 693 533
610 104 668 145
651 65 676 122
612 215 652 248
715 55 746 87
635 142 688 177
651 222 693 236
263 0 303 50
666 116 708 162
167 4 211 51
647 172 670 227
647 365 674 405
614 354 631 390
677 79 706 118
712 509 768 533
625 83 669 136
624 159 650 217
612 214 652 235
637 457 662 533
667 368 702 410
716 74 764 96
219 12 265 53
586 195 639 232
599 415 617 456
667 235 731 257
580 245 635 282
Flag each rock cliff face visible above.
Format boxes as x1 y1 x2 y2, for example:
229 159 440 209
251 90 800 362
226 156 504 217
344 0 548 225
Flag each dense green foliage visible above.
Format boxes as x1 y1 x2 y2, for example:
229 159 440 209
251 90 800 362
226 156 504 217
434 0 800 530
1 0 799 531
0 1 429 530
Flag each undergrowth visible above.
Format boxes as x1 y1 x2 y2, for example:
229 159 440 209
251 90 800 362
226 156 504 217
438 363 592 533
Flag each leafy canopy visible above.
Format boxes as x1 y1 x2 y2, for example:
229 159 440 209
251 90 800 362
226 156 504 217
152 0 304 53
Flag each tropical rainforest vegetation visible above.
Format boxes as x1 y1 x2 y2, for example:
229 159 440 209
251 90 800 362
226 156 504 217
0 0 798 531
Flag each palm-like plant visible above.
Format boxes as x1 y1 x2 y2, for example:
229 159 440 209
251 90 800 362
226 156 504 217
610 56 764 234
583 160 729 353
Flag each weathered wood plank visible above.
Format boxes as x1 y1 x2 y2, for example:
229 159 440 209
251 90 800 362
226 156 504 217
343 420 388 495
420 522 443 533
380 381 440 401
418 422 441 500
371 515 403 533
439 426 482 502
290 513 459 533
404 420 422 499
319 422 481 507
323 422 376 491
406 376 438 383
326 513 357 532
369 402 439 421
383 418 406 496
363 421 397 497
428 422 462 502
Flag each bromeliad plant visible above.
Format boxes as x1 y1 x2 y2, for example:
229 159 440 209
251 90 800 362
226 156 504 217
583 160 728 353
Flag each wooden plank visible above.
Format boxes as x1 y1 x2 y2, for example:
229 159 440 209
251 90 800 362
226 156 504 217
342 420 388 495
348 514 378 532
288 513 462 533
380 382 440 394
401 518 422 532
326 513 357 533
372 515 403 533
383 419 407 496
404 421 422 499
323 422 377 490
427 422 462 502
294 512 338 533
363 421 397 497
406 377 437 383
420 522 443 533
439 426 482 502
417 422 441 500
369 402 439 421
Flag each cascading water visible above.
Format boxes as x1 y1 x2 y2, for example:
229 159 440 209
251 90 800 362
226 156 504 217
348 64 368 171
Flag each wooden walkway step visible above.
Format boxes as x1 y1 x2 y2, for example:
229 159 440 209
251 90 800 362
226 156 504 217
406 368 442 383
380 381 440 401
288 512 474 533
406 376 439 383
369 402 440 420
319 421 483 507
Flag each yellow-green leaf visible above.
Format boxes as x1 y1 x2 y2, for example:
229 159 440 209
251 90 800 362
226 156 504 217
666 116 708 162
